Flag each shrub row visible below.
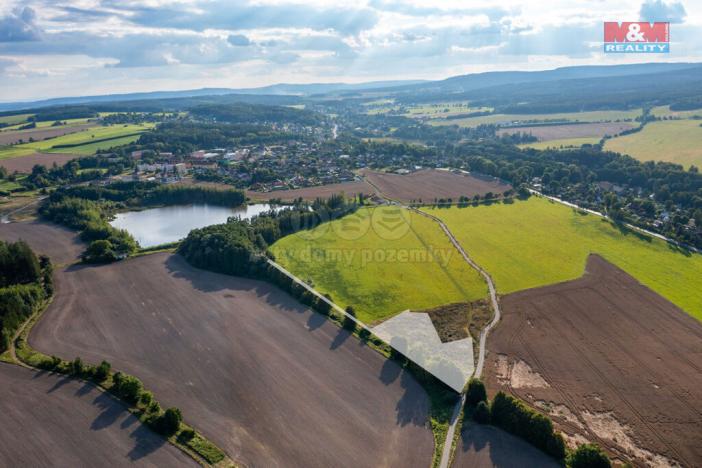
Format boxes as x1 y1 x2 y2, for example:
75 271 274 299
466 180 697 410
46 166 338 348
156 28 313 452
464 378 611 467
33 352 225 463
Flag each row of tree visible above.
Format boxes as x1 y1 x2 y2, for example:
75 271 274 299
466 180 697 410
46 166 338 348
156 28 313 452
465 378 611 468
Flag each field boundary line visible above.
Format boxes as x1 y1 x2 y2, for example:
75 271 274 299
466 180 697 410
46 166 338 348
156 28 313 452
266 258 372 332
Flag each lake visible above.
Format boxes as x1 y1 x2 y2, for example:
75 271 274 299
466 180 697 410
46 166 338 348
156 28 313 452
110 203 276 248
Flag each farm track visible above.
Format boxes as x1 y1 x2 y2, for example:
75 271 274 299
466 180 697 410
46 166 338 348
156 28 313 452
364 173 502 468
409 208 501 468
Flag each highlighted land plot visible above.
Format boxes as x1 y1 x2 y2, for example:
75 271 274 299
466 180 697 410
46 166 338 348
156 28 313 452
372 311 474 392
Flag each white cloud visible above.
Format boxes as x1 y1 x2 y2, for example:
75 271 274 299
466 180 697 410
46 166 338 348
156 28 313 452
0 0 700 100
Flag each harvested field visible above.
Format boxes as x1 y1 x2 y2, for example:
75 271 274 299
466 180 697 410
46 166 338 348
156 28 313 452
0 363 193 467
0 123 96 146
363 169 511 203
604 119 702 168
484 255 702 467
454 423 560 467
0 220 83 265
497 122 635 141
30 253 434 468
0 152 76 172
247 180 373 201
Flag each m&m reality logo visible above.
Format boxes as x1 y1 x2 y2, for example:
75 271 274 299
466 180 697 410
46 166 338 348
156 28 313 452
604 22 669 53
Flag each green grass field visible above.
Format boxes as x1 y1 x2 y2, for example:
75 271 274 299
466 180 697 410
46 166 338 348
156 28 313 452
0 124 152 160
270 206 488 324
650 105 702 119
424 197 702 320
0 114 33 126
603 119 702 168
430 109 642 128
519 137 601 150
0 117 93 132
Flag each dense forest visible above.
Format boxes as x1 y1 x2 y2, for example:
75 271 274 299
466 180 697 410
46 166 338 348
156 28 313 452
0 241 52 351
132 121 301 155
190 103 323 126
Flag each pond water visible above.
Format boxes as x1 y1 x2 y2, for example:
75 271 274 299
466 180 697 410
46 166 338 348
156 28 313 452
110 203 276 248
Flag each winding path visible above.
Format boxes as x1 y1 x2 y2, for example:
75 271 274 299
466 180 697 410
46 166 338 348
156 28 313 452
409 207 501 468
363 173 502 467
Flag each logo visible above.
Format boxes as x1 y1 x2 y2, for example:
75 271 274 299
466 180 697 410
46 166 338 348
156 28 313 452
604 22 669 53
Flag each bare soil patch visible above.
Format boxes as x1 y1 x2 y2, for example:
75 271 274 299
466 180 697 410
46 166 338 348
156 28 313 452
0 220 83 265
30 253 434 468
484 254 702 467
419 299 492 344
0 124 96 146
455 423 560 467
247 180 373 201
0 363 193 467
363 169 511 203
497 122 635 141
420 302 470 342
0 153 76 172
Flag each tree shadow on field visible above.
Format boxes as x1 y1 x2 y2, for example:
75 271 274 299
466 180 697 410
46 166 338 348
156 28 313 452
306 312 326 331
379 358 401 385
127 424 167 462
46 375 72 394
164 254 306 315
393 370 431 428
74 380 94 397
90 392 123 430
460 424 560 467
329 326 351 350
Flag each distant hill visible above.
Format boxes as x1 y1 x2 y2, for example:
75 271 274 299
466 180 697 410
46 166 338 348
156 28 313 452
385 62 701 95
1 62 700 114
385 62 702 112
0 80 426 112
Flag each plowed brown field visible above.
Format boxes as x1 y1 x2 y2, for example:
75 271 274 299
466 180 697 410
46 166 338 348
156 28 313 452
30 252 435 467
0 363 193 467
363 169 511 203
0 153 76 172
497 122 635 140
247 180 373 201
484 255 702 467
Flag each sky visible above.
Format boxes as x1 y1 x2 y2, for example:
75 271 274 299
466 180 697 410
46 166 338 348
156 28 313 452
0 0 701 101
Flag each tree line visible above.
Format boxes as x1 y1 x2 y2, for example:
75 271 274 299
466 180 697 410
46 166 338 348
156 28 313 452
464 378 611 468
0 240 52 352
